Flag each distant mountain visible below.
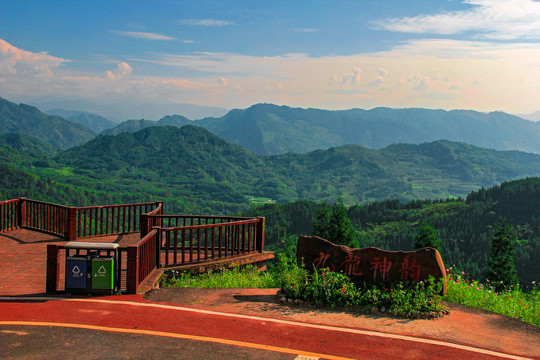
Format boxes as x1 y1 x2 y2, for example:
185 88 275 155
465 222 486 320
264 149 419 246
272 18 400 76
102 115 191 136
519 110 540 122
45 108 117 133
27 98 229 122
103 103 540 155
55 125 540 205
0 98 96 149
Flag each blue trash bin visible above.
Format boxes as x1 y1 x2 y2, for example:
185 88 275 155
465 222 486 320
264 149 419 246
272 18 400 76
66 255 88 290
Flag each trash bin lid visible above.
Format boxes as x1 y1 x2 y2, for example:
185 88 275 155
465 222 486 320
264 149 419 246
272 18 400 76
64 241 120 250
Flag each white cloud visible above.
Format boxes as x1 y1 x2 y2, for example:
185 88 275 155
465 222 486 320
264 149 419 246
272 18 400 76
0 38 68 77
112 31 176 40
294 28 317 33
180 19 234 26
217 77 229 87
372 0 540 40
106 62 133 80
330 67 363 88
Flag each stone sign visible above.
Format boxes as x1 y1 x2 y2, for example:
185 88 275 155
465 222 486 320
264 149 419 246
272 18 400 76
297 236 447 294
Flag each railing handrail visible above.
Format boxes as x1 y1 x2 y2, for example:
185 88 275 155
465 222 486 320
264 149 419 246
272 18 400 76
134 227 158 247
149 214 255 220
145 202 163 216
77 201 160 211
24 198 71 209
159 218 260 231
0 198 20 205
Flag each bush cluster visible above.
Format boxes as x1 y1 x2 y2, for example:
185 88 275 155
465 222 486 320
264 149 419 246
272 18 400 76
276 265 445 317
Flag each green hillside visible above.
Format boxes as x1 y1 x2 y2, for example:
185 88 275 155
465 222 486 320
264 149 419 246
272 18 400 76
0 98 96 149
53 125 540 208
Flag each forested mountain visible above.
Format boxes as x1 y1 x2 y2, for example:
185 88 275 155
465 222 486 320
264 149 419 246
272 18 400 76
0 98 96 149
241 178 540 288
54 125 540 208
102 115 191 136
45 108 117 133
103 103 540 155
0 133 57 158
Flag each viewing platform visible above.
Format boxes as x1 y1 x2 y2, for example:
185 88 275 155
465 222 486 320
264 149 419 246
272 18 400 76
0 198 272 296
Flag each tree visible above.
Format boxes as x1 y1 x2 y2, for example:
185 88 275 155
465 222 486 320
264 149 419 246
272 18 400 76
414 221 443 254
313 198 358 247
484 221 518 290
313 201 331 240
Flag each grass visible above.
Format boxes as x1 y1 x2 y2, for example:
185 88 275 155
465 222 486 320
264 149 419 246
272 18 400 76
444 267 539 327
162 265 539 327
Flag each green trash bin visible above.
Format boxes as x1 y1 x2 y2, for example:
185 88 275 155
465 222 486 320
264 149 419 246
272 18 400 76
91 256 115 291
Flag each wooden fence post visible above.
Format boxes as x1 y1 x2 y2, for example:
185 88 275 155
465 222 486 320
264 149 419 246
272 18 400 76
127 246 139 294
155 227 161 268
256 217 265 252
18 197 27 228
140 213 149 238
46 244 60 294
66 207 77 240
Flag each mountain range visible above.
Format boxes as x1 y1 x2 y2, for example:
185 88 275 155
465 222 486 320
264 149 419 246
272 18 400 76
54 125 540 207
1 96 540 211
103 103 540 155
0 98 96 149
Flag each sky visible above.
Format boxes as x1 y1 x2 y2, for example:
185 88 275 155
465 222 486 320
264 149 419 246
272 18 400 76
1 0 540 116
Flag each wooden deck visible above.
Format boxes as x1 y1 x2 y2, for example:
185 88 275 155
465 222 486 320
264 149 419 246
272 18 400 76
0 228 274 296
0 229 140 296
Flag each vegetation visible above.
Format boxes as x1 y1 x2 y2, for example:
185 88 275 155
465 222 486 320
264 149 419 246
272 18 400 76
250 178 540 290
445 267 539 327
312 198 357 247
414 221 443 254
484 222 519 291
161 264 539 327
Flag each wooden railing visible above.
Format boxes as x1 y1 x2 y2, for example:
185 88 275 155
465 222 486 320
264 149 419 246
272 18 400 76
24 199 71 238
0 198 20 233
157 216 265 267
3 198 266 294
76 202 162 238
126 229 159 294
139 202 164 238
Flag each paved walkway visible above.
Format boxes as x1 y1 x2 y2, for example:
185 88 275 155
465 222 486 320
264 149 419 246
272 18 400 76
1 291 538 360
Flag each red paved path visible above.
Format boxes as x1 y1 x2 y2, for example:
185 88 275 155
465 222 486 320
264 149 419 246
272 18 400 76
1 295 537 360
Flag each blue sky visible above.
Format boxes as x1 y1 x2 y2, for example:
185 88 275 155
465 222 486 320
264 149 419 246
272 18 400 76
1 0 539 115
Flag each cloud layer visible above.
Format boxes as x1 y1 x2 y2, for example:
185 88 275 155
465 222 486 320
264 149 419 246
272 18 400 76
1 37 539 114
373 0 540 40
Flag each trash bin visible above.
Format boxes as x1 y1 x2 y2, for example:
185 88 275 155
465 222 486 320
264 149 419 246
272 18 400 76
64 242 119 295
91 256 115 291
66 255 88 290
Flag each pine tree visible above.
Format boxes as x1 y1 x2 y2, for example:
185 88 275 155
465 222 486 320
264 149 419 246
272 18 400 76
312 198 357 247
414 221 443 254
329 197 356 247
313 201 331 240
484 221 518 291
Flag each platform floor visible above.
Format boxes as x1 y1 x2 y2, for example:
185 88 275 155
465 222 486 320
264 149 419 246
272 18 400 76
0 229 140 296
